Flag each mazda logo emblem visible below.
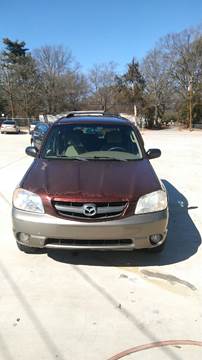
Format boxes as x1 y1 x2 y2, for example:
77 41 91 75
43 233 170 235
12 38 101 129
83 204 96 217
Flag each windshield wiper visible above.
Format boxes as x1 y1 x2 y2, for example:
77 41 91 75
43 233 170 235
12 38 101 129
85 156 128 161
45 155 88 161
60 156 88 161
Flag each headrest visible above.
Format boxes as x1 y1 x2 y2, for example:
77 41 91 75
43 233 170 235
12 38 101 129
105 131 122 144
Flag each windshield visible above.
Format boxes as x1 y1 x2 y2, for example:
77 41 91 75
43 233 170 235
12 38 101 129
42 123 143 161
3 120 15 125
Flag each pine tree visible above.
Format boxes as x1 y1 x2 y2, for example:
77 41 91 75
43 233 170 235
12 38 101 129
3 38 28 63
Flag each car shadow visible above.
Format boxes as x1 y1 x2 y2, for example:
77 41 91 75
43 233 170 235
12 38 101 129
47 180 201 267
18 130 29 135
2 130 28 135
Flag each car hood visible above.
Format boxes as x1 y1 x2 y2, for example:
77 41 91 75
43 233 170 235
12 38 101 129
22 158 161 202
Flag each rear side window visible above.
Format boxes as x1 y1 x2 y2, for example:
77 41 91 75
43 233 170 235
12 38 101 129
35 123 49 133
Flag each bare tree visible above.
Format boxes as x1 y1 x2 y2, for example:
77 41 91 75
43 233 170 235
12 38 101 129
142 48 172 127
34 45 74 113
88 62 117 111
63 72 89 110
161 27 201 97
158 26 202 125
34 45 73 76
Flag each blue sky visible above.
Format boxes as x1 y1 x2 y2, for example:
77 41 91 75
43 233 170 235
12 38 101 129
0 0 202 73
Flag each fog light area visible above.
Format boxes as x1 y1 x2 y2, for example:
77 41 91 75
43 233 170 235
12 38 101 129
18 232 30 243
149 234 163 245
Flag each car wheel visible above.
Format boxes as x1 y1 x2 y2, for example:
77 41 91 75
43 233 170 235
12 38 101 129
16 241 43 254
148 241 166 253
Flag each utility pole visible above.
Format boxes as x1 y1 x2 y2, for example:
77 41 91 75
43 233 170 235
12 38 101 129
188 77 193 131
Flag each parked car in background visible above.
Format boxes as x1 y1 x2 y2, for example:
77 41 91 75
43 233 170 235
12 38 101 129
12 111 168 254
30 122 50 150
1 120 20 134
29 120 39 134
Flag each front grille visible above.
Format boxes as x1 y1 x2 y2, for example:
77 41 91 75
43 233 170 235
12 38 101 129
45 238 132 247
52 201 127 219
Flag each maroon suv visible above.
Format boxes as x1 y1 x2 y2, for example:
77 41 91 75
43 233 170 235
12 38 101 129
12 111 168 253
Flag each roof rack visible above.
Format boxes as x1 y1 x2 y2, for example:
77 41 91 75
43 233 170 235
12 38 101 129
65 110 120 118
65 111 104 117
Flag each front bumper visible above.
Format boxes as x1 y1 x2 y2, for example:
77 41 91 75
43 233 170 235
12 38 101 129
1 127 19 133
12 207 168 250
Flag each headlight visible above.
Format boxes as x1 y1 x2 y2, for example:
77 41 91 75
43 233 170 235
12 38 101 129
13 188 44 213
135 190 167 214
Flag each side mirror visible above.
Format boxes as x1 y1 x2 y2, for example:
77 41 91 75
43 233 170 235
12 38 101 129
146 148 161 159
25 146 38 158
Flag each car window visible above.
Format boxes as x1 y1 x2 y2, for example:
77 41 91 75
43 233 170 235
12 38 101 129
40 124 49 133
42 123 143 161
35 123 49 132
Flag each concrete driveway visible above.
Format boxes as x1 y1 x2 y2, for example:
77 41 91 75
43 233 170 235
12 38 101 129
0 129 202 360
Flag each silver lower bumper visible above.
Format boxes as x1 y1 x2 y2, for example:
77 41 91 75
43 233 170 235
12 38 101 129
12 208 168 250
1 128 19 133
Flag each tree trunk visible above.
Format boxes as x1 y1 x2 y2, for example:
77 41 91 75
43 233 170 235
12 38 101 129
5 71 15 118
134 104 137 124
154 104 158 127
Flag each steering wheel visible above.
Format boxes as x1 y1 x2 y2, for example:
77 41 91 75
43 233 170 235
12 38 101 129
108 146 126 152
